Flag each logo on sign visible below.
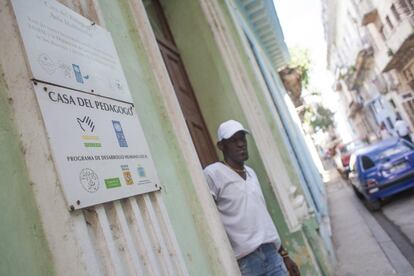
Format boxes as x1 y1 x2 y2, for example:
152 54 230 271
72 64 84 83
77 116 101 148
79 168 99 193
136 165 151 185
114 79 123 90
137 165 146 178
58 62 72 79
77 116 95 132
121 165 134 185
112 120 128 147
38 53 57 75
104 178 121 189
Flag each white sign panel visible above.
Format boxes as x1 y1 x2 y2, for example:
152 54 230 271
34 83 160 209
12 0 132 102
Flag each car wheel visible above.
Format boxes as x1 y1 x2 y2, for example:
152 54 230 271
365 199 381 211
352 185 363 199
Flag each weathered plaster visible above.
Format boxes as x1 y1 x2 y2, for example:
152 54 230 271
97 0 238 274
0 1 96 274
0 65 55 276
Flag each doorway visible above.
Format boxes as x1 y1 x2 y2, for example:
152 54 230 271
144 0 218 167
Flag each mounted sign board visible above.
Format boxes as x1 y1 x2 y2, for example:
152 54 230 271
11 0 132 102
34 83 160 209
11 0 161 209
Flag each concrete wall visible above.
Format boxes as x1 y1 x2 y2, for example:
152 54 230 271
0 66 55 276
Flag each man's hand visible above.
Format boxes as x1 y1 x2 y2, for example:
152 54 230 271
283 255 300 276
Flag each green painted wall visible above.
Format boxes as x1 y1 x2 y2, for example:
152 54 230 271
97 1 229 275
160 0 322 274
303 217 333 276
0 69 55 275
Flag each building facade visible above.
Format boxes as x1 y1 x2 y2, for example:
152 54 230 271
0 0 332 275
324 0 414 142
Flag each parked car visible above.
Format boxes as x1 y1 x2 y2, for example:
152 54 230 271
348 138 414 210
334 139 367 179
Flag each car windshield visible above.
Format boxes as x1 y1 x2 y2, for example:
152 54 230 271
370 142 414 162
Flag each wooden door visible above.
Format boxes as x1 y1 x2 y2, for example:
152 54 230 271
145 0 218 167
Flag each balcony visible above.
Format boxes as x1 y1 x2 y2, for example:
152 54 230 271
348 97 364 118
409 79 414 90
334 81 342 91
346 47 374 90
383 19 414 72
360 0 378 26
384 42 414 71
279 67 303 107
386 18 414 50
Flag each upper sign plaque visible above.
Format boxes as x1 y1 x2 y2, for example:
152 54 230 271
11 0 133 102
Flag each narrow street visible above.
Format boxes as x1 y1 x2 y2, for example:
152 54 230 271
378 187 414 267
326 164 414 276
381 188 414 246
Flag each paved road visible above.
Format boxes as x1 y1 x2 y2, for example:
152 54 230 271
382 188 414 245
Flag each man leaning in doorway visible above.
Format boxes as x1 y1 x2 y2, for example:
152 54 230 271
204 120 300 276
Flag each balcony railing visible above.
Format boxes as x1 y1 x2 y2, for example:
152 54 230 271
345 47 374 90
382 22 414 72
397 0 414 21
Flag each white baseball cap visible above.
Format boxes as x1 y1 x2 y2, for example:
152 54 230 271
217 120 249 142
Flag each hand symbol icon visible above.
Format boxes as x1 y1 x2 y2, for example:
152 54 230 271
77 116 95 132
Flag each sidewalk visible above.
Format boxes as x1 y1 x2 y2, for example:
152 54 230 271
325 167 400 276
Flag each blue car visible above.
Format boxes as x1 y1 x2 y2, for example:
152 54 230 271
348 137 414 210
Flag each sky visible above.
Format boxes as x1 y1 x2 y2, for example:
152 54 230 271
273 0 353 143
273 0 334 104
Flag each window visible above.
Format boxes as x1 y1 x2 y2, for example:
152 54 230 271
410 0 414 10
403 68 414 81
379 25 386 40
386 117 394 129
361 155 375 170
403 100 414 125
379 97 385 108
389 99 397 108
391 4 401 22
369 104 377 115
376 99 383 110
396 111 402 119
386 16 394 30
375 142 414 161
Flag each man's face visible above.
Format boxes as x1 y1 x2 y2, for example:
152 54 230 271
218 131 248 164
